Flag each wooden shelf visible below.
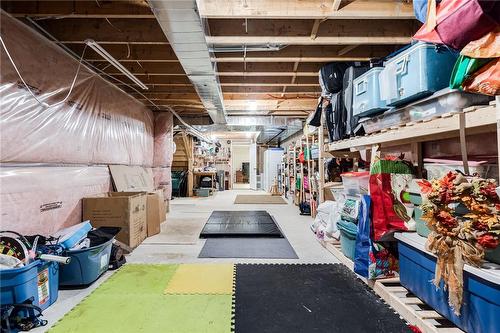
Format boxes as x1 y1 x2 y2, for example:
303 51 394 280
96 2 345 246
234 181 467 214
326 106 496 152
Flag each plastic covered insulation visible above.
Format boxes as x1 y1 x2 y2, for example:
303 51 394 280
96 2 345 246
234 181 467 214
153 112 174 168
153 167 172 200
0 166 111 235
0 11 154 166
0 11 174 235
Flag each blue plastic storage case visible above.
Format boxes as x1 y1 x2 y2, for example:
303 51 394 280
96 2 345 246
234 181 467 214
384 42 458 107
352 67 388 117
396 233 500 333
0 260 59 310
53 221 92 249
59 238 113 286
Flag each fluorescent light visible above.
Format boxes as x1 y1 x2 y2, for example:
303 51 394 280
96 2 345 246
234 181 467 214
85 39 148 90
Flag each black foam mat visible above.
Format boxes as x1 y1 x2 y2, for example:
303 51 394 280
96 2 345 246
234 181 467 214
198 238 298 259
200 210 283 238
206 210 276 225
234 264 411 333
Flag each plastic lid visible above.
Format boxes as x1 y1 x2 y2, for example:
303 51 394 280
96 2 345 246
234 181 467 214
337 220 358 236
341 171 370 177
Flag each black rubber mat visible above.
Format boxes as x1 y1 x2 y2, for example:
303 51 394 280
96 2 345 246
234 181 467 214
205 210 276 225
234 264 411 333
198 238 298 259
200 210 283 238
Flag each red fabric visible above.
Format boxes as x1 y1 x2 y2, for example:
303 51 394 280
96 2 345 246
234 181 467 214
369 173 409 240
413 0 500 50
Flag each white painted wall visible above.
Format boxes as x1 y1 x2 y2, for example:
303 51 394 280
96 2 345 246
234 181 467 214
231 144 250 183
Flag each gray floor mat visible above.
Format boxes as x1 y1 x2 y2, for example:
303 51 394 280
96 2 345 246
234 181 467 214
198 238 298 259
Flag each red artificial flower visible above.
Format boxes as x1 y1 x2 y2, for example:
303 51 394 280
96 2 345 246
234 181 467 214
417 179 432 194
480 183 499 200
436 211 458 228
473 221 489 231
477 234 500 249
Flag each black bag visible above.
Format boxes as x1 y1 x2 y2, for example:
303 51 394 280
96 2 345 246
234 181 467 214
109 243 126 270
308 97 323 127
325 92 346 142
1 299 47 333
343 65 370 137
299 201 311 216
319 62 350 95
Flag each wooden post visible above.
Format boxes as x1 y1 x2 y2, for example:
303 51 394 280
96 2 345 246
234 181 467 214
458 112 470 175
318 115 325 203
410 142 423 178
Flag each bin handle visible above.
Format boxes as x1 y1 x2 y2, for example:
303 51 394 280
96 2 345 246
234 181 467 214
395 55 409 76
355 79 367 95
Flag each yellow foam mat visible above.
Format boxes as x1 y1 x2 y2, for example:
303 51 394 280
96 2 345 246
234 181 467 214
165 263 235 295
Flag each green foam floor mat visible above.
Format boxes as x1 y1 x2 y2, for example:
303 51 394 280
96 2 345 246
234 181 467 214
50 264 233 333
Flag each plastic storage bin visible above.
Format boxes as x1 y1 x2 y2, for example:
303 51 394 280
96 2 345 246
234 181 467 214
337 220 358 260
414 207 430 238
52 221 92 249
396 233 500 333
352 67 388 117
384 42 457 107
59 238 113 286
0 260 59 310
341 172 370 195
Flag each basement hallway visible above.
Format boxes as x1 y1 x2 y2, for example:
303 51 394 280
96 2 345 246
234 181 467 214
35 190 412 333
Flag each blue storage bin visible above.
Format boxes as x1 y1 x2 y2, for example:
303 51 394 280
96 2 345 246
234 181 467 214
59 238 113 286
337 220 358 260
384 42 458 107
352 67 388 117
0 260 59 310
397 234 500 333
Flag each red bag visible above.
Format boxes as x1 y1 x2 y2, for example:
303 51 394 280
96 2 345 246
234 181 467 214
369 159 415 241
413 0 500 50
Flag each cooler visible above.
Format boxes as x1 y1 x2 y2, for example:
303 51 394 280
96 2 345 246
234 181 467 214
352 67 388 117
384 42 458 107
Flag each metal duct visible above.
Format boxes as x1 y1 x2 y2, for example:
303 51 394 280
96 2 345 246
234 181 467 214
148 0 226 124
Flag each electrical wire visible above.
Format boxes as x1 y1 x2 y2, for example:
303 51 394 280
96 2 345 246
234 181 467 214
0 35 88 109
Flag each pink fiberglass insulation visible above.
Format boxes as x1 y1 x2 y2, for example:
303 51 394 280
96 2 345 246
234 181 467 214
0 11 154 166
153 167 172 200
0 166 111 235
153 112 174 168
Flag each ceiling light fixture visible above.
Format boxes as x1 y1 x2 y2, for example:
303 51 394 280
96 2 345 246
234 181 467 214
85 39 148 90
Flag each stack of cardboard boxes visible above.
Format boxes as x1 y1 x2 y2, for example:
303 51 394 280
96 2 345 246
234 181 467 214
83 165 166 250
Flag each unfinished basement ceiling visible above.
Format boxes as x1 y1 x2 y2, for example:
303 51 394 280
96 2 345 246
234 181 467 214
1 0 419 143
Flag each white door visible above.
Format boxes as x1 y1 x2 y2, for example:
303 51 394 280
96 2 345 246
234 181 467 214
249 143 257 190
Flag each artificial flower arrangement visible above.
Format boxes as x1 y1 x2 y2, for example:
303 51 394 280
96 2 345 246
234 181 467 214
418 172 500 315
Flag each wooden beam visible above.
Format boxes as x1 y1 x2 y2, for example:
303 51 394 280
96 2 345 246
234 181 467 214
222 86 320 93
207 36 411 46
338 45 359 56
208 18 416 39
2 0 154 18
224 98 317 111
332 0 343 11
310 19 323 40
219 75 317 85
116 71 318 77
198 0 415 19
35 18 167 44
213 56 370 62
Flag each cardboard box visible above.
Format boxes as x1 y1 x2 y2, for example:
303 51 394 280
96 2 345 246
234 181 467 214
109 165 166 238
323 182 344 202
83 192 147 249
146 190 166 236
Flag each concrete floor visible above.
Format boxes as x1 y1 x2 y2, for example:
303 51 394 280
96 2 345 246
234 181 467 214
34 190 338 332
